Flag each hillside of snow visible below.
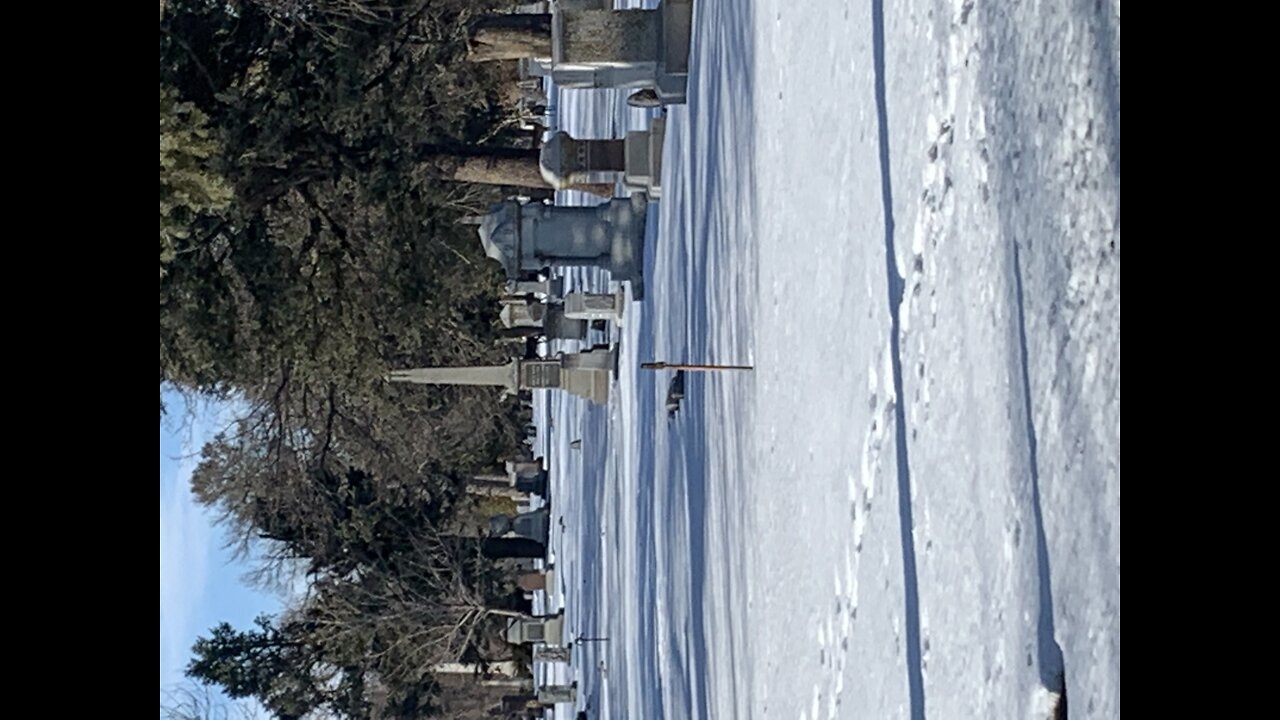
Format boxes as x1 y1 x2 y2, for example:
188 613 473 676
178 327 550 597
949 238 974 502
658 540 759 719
529 1 1119 718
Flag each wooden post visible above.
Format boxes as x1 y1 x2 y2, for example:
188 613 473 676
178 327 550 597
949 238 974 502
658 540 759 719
641 361 754 371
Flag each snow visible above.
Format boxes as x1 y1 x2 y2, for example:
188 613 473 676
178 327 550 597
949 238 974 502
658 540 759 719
528 0 1119 718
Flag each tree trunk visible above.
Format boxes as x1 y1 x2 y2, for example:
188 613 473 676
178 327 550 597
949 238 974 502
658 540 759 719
418 144 614 198
452 154 548 189
468 14 553 62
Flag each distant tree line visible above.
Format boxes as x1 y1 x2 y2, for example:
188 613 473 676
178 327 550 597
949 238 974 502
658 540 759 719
161 0 551 716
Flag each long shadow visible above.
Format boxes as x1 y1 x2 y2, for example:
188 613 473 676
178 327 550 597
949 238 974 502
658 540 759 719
975 0 1113 695
1085 0 1121 187
1011 241 1067 688
633 212 666 720
657 154 710 719
638 0 758 715
871 1 926 718
671 380 710 720
1088 0 1121 240
574 400 609 699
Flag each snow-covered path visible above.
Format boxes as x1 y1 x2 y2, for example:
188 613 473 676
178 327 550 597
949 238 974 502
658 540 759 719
534 0 1119 718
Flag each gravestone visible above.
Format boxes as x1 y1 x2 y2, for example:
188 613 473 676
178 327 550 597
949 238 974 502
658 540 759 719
490 506 551 545
514 472 547 497
507 276 565 298
623 116 666 198
478 196 648 299
469 3 692 105
509 457 546 475
506 612 565 645
534 645 572 663
502 458 548 497
539 117 667 197
500 296 588 341
536 684 577 704
563 289 626 323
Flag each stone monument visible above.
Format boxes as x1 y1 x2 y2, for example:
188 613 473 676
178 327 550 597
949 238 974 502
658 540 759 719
387 346 617 405
490 506 551 545
470 3 693 106
539 117 667 198
478 195 648 299
470 462 547 499
507 276 565 298
563 289 626 323
507 458 549 496
506 612 565 645
534 645 572 663
536 684 577 704
500 295 588 341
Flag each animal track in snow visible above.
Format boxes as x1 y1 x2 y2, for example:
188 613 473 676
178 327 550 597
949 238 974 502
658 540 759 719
795 351 900 719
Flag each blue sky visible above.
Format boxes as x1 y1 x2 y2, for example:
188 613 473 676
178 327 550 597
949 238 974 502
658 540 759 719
159 389 281 707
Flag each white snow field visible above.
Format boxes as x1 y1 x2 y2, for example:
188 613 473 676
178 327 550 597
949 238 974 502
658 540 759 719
528 0 1119 718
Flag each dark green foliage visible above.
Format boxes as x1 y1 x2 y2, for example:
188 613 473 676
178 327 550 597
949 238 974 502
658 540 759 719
186 616 317 717
187 464 519 717
187 613 442 719
160 0 529 519
163 1 540 716
159 0 522 410
160 85 234 281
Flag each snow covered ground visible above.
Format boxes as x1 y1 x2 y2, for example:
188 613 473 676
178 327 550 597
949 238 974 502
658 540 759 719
528 0 1119 718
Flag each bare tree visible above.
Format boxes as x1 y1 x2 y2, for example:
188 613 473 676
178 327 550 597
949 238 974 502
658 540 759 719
161 684 265 720
416 144 614 198
300 528 528 686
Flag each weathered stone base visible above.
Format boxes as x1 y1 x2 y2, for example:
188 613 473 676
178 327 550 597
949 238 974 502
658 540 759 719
508 276 565 298
535 644 572 663
557 344 617 405
563 288 627 324
625 116 666 199
602 192 648 300
537 683 577 704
